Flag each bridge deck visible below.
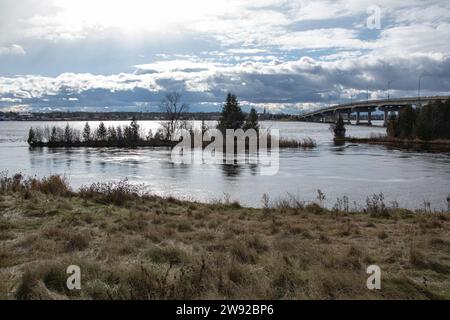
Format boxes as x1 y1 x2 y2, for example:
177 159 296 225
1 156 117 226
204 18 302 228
298 95 450 119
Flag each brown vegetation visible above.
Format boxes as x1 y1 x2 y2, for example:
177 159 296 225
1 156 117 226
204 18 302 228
345 134 450 151
0 174 449 300
278 137 317 148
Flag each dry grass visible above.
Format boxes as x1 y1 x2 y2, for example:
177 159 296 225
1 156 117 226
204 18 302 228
0 175 449 300
279 137 317 148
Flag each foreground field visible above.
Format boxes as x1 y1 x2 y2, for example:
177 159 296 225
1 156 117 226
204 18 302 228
0 175 449 300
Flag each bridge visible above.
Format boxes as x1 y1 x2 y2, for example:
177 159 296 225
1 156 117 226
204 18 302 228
297 95 450 126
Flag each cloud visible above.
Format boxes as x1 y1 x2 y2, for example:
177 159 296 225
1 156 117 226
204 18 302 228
134 60 220 75
0 44 26 56
272 28 367 50
373 23 450 56
0 0 450 113
227 49 268 54
1 53 449 114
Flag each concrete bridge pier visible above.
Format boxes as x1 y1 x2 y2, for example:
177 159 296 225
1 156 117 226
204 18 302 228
383 110 389 127
328 113 334 122
356 111 360 125
347 111 351 124
367 111 372 126
333 110 338 121
334 111 345 122
380 105 407 127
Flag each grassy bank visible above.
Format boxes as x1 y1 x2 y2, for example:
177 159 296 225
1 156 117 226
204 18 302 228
344 135 450 151
1 175 449 300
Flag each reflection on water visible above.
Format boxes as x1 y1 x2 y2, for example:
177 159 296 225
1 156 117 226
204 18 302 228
221 163 242 178
0 120 449 209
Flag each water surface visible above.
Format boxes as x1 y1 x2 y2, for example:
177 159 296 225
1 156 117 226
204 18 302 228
0 120 449 209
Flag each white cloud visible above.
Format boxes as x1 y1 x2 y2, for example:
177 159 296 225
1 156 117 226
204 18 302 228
227 49 268 54
0 97 22 103
272 28 368 50
391 2 450 25
373 23 450 56
0 0 450 112
0 44 26 56
1 52 449 113
134 60 222 74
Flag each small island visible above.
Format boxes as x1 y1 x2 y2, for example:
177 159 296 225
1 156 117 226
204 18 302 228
27 93 316 150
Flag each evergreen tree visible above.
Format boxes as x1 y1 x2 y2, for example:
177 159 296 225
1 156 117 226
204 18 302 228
27 127 37 145
397 106 416 139
50 126 58 143
130 117 140 142
96 122 107 141
82 122 91 142
415 106 432 140
386 99 450 140
332 115 346 139
107 126 117 142
64 123 73 144
243 108 259 132
387 114 399 138
116 126 124 142
431 100 450 139
217 93 245 132
124 125 132 143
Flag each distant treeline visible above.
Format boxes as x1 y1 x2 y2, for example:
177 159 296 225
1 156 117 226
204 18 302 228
387 99 450 140
3 111 220 122
0 111 290 122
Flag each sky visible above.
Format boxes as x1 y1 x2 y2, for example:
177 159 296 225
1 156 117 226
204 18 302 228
1 0 450 113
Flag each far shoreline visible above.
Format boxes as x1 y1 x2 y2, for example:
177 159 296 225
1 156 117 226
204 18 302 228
0 111 387 123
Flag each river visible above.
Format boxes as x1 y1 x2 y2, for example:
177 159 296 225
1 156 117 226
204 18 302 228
0 120 449 210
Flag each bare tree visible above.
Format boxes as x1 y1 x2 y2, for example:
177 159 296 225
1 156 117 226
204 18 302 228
159 92 189 140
